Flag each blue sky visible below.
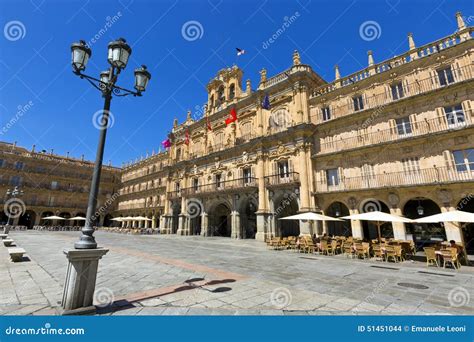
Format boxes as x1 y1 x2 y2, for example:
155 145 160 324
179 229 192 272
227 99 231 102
0 0 471 166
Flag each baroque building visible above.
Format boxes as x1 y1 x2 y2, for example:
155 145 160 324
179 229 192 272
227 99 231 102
0 141 120 228
116 13 474 251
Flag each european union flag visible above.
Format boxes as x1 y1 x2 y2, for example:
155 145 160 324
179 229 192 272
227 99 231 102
262 94 271 110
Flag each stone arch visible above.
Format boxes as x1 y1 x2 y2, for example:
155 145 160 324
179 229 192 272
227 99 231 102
41 211 54 226
360 199 394 240
238 194 258 239
457 196 474 254
208 200 232 237
273 192 300 237
403 197 443 242
18 210 37 229
325 201 351 237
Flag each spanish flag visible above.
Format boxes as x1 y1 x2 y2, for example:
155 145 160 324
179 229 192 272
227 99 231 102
225 107 237 125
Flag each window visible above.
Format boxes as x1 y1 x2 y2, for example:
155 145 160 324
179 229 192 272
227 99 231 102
193 178 199 190
391 82 404 100
0 159 4 167
10 176 21 186
437 67 454 86
175 182 180 192
326 169 339 186
51 181 58 190
15 161 24 170
278 161 290 178
322 106 331 121
243 168 252 184
48 196 55 206
402 157 420 174
396 117 412 136
176 148 181 161
215 174 222 189
229 84 235 100
444 104 465 127
217 86 225 105
453 149 474 172
352 95 364 111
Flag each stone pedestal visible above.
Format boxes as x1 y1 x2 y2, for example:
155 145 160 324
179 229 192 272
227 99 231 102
256 212 272 241
61 248 109 315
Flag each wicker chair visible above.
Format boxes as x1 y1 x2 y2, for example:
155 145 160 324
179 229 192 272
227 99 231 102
423 247 439 267
441 248 461 269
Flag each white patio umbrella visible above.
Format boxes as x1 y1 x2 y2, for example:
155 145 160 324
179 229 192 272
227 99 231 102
134 216 152 221
414 210 474 264
110 217 124 221
280 212 343 221
341 211 413 242
68 216 86 221
41 215 65 220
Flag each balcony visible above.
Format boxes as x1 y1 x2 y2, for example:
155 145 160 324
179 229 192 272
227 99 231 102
182 177 258 197
314 166 474 194
310 27 473 98
316 113 473 155
235 133 256 145
264 172 300 188
311 64 473 124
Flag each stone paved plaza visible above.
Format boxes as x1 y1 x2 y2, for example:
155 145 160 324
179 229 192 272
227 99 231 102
1 231 473 316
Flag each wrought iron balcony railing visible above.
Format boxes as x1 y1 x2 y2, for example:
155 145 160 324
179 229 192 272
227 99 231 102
314 166 474 193
181 177 258 196
264 172 300 187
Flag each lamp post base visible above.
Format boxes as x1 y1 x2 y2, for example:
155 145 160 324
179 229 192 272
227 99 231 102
61 248 109 314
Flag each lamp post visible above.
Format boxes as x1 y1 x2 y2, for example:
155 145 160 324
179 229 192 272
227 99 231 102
70 38 151 249
4 186 24 234
62 38 151 314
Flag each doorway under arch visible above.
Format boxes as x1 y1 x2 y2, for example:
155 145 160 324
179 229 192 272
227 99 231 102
171 203 181 234
458 196 474 255
240 197 257 239
209 203 231 237
19 210 36 229
403 198 444 247
361 200 394 240
274 194 299 237
326 202 351 237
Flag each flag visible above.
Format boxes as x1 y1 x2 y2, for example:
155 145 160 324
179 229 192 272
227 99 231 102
184 129 190 145
262 94 271 110
225 107 237 125
162 139 171 148
206 116 212 131
236 48 245 56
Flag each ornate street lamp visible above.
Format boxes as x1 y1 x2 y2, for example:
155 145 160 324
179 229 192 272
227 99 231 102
63 38 150 313
70 38 151 250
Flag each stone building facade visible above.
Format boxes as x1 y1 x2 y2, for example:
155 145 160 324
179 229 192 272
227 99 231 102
0 141 120 228
110 14 474 251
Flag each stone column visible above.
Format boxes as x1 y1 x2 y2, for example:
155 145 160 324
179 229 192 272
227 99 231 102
390 207 406 240
231 211 241 239
34 213 41 226
177 197 188 235
151 215 156 228
62 248 109 314
297 148 311 212
255 153 271 241
201 212 208 236
349 208 364 239
442 205 463 242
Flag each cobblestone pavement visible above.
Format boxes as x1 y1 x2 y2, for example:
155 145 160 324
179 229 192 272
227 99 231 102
1 231 473 315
